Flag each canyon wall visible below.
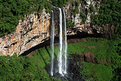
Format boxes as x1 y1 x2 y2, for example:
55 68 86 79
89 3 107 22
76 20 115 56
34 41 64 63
0 9 50 56
64 0 103 34
0 0 104 56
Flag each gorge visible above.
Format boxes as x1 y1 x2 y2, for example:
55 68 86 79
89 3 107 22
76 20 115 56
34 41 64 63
0 0 121 81
0 0 103 56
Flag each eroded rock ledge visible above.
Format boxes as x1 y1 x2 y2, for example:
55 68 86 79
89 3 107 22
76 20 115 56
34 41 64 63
0 9 50 56
0 3 103 56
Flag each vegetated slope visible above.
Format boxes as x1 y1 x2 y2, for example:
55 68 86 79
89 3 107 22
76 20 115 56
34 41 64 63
91 0 121 39
0 0 68 37
0 37 120 81
1 0 121 39
0 49 61 81
68 38 121 81
0 0 52 37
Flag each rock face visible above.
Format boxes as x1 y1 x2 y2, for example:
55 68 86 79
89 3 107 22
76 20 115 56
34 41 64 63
0 0 104 56
63 0 103 35
0 9 50 56
64 0 100 25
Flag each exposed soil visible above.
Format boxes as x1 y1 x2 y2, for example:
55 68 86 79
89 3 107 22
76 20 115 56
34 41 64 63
71 52 96 63
71 52 112 64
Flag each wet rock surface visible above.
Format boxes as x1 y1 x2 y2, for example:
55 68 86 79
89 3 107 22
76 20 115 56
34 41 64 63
45 56 85 81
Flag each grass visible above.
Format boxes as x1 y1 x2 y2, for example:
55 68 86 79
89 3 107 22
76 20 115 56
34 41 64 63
29 37 120 81
0 49 60 81
68 38 108 58
80 62 113 81
0 37 120 81
67 38 121 81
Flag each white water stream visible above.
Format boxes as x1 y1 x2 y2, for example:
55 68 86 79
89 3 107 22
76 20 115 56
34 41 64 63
63 8 68 74
50 10 55 76
58 8 63 75
50 8 68 76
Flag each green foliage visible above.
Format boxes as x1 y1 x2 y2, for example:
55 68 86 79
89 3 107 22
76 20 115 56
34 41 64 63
0 38 121 81
0 0 52 37
67 38 121 81
71 1 80 16
66 20 74 27
91 0 121 38
51 0 67 7
80 12 87 23
0 50 60 81
68 38 108 59
81 62 113 81
89 5 94 12
92 0 121 25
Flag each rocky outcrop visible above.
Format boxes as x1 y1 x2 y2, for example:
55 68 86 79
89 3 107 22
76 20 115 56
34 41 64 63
63 0 103 36
0 9 50 56
64 0 100 25
0 0 104 56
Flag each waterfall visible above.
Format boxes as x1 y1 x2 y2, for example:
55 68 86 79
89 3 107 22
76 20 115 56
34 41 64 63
50 10 55 76
58 8 63 75
50 8 68 76
63 8 68 74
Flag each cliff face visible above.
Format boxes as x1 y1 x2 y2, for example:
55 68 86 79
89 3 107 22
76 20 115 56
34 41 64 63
64 0 96 24
64 0 103 36
0 0 104 56
0 9 50 56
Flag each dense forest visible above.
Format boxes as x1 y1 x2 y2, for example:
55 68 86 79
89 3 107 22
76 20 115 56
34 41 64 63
0 0 71 36
0 0 51 36
0 0 121 81
0 0 121 38
92 0 121 38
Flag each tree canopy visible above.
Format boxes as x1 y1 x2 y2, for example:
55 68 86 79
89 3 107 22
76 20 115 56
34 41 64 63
91 0 121 38
0 0 52 37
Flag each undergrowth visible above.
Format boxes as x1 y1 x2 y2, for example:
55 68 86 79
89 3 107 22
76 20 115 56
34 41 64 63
0 38 120 81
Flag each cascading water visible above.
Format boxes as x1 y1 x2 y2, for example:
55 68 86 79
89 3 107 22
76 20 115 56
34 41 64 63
63 8 68 74
50 10 55 76
49 7 84 81
50 8 68 77
58 8 63 75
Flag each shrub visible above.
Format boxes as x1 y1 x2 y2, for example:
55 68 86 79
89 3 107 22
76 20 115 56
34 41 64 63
91 0 121 38
0 0 52 37
80 12 87 23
